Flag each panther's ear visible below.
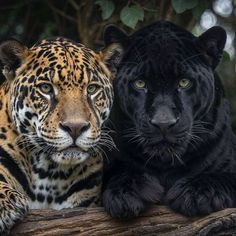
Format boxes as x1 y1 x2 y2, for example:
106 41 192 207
0 39 28 80
100 43 124 77
103 25 128 46
195 26 226 69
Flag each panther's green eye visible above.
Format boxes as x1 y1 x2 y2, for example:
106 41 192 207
87 84 99 94
39 83 53 94
178 79 192 89
133 80 146 89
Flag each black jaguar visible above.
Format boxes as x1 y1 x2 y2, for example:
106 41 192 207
102 21 236 217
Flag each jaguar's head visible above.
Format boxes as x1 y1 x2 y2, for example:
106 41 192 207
0 37 122 164
104 21 226 164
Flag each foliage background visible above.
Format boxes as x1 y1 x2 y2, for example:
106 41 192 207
0 0 235 127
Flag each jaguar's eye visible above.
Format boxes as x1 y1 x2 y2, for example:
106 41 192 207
133 80 146 89
87 84 99 94
178 78 192 89
39 83 53 94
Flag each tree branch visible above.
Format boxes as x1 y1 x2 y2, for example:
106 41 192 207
10 206 236 236
47 1 77 24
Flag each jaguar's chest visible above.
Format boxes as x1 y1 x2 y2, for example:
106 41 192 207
29 175 73 209
28 152 103 210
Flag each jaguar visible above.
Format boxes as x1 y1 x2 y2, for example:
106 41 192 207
102 21 236 218
0 37 121 234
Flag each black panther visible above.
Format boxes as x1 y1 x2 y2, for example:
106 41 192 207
102 21 236 218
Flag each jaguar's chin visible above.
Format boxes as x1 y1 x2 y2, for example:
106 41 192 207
51 146 90 165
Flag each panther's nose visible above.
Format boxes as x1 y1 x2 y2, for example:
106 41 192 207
150 105 178 132
150 118 177 131
59 121 90 140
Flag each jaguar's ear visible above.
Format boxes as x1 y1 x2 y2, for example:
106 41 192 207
0 39 28 80
102 25 127 77
195 26 226 69
103 25 128 46
100 43 124 77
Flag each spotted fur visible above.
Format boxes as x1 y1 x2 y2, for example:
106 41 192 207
0 37 122 234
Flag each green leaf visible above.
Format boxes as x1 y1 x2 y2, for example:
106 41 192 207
222 51 231 61
172 0 199 13
95 0 115 20
120 5 144 29
192 0 209 19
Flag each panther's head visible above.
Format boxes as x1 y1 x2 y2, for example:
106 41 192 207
0 37 122 164
104 21 226 164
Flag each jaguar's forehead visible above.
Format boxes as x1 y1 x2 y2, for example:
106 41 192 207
20 37 107 88
32 38 98 66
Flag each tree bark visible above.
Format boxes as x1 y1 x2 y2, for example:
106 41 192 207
10 206 236 236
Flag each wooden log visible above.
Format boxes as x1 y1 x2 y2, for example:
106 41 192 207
10 206 236 236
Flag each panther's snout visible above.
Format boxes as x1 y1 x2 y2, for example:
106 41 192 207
149 105 179 133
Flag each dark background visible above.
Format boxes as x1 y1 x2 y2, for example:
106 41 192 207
0 0 235 127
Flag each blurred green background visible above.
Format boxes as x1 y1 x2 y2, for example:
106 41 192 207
0 0 235 128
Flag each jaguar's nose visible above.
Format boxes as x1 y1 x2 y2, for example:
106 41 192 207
59 121 90 141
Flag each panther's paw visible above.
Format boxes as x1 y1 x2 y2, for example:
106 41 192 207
103 187 145 218
0 185 29 235
166 176 234 216
103 173 163 218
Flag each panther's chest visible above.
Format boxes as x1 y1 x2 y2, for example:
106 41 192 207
29 153 103 210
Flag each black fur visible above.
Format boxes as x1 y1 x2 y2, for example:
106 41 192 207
102 21 236 217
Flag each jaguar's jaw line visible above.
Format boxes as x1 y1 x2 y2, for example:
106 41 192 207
49 142 93 165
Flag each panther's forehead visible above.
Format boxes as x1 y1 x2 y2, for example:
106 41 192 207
125 21 210 77
122 34 210 88
18 37 109 89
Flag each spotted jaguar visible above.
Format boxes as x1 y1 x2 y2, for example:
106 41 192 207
0 37 122 234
